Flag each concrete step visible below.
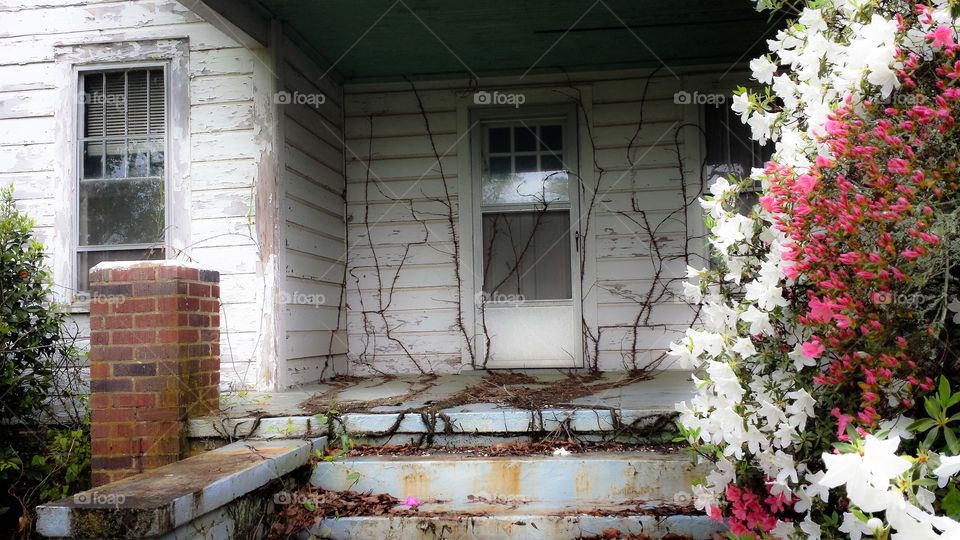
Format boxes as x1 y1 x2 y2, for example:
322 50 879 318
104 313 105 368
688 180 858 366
310 511 719 540
311 452 701 503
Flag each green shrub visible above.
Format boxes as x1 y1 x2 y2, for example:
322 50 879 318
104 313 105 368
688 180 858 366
0 186 90 538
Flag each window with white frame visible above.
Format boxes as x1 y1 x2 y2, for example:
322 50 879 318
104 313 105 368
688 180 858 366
77 67 166 291
704 101 773 214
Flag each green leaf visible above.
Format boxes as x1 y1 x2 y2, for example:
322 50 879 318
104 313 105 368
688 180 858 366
925 427 941 449
911 418 938 433
925 397 941 420
943 485 960 520
947 428 960 456
303 500 315 512
940 376 952 402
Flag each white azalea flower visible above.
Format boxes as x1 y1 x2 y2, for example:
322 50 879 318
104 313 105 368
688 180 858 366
740 305 774 336
934 455 960 488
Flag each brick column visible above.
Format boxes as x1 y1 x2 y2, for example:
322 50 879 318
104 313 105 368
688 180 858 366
88 261 220 487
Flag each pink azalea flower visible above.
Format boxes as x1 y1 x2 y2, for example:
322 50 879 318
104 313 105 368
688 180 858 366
929 25 956 49
801 340 825 359
403 496 422 507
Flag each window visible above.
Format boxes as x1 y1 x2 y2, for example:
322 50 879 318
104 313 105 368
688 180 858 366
479 119 572 301
704 102 773 214
77 68 166 291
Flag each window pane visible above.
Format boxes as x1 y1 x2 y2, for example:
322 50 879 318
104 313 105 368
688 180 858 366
83 74 105 138
77 248 164 292
83 141 104 179
488 127 510 153
515 155 538 172
541 154 563 171
489 156 511 175
539 125 562 151
482 210 571 300
126 139 153 178
481 171 569 205
104 72 126 136
105 140 124 178
149 70 165 135
79 178 164 245
150 147 164 177
514 126 536 151
126 70 149 135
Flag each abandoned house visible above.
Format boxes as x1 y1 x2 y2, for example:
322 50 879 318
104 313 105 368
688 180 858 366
1 1 779 536
1 0 773 389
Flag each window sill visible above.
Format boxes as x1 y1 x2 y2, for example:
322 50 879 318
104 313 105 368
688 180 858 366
67 300 91 314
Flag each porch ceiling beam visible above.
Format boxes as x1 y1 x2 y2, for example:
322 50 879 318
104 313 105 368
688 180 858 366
184 0 272 49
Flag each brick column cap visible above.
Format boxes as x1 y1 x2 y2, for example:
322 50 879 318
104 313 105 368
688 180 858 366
90 260 220 285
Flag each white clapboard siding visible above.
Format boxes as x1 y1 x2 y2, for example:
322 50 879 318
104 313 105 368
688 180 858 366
0 0 270 389
343 74 707 374
278 36 348 383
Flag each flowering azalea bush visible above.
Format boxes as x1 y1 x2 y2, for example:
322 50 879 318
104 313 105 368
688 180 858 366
672 1 960 538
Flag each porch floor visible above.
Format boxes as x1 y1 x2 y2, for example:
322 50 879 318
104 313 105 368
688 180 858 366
218 370 694 418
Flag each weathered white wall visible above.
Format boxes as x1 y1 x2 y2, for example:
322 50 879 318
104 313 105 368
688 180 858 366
342 70 729 374
0 0 274 390
276 35 348 386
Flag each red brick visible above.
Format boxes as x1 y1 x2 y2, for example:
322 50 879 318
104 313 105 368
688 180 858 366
132 280 182 296
90 378 132 392
89 316 104 331
201 299 219 313
112 393 156 408
135 344 179 361
111 266 157 282
111 329 156 345
91 408 135 423
90 300 109 315
160 329 198 343
137 407 179 422
113 362 157 377
140 455 179 469
187 314 209 327
114 298 156 314
211 285 220 297
89 393 109 410
188 283 211 297
105 315 133 329
90 346 134 362
90 423 111 438
200 329 219 343
91 472 111 488
159 265 199 280
133 376 175 392
115 423 133 438
158 296 200 312
135 312 179 328
91 456 134 470
90 332 109 346
89 363 110 379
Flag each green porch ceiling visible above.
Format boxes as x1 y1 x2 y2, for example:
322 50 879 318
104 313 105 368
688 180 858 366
240 0 781 82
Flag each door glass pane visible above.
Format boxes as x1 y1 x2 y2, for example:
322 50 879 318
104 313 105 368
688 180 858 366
481 122 568 205
482 210 571 300
79 178 164 245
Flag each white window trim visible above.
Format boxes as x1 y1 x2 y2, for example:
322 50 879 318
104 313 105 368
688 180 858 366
53 39 191 309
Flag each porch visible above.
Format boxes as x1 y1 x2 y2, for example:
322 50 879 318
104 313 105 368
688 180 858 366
189 370 694 447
